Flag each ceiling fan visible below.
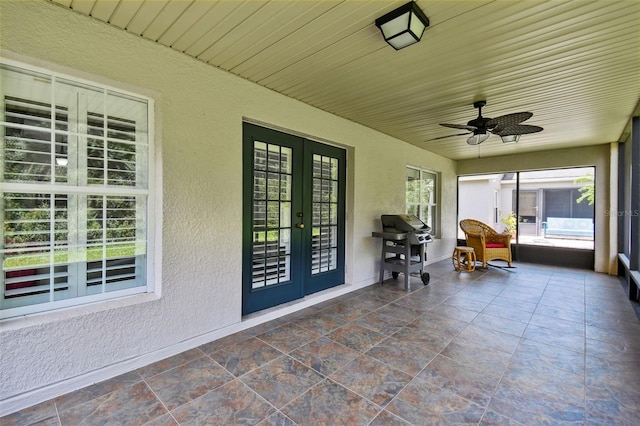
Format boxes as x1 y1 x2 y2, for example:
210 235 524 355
432 100 543 145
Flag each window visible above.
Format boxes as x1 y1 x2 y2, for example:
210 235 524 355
406 167 437 233
516 191 538 223
1 61 153 319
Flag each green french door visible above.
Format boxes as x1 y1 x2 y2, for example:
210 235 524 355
242 123 346 315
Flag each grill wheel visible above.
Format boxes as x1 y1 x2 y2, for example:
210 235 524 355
391 272 430 285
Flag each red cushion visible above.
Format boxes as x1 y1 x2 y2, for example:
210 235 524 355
485 243 506 248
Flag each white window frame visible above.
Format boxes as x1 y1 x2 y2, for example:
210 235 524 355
0 59 156 319
406 166 439 237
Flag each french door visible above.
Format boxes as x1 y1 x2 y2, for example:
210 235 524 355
242 123 345 315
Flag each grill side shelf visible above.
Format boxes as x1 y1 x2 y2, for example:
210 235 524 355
371 231 408 240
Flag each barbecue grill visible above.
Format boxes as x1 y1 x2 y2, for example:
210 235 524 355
372 214 432 290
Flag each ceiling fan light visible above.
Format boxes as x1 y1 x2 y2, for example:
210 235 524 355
375 2 430 50
501 134 520 144
467 132 489 145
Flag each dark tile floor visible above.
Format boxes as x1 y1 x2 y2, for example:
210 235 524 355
4 260 640 425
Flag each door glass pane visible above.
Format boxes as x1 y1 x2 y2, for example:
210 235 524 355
280 174 291 201
329 247 337 270
267 144 280 172
253 202 266 228
280 202 291 228
311 154 340 275
330 158 338 180
267 173 279 200
254 171 266 200
313 178 321 202
279 229 291 282
280 147 291 174
330 204 337 225
254 142 267 169
266 201 279 228
251 142 292 289
313 154 322 177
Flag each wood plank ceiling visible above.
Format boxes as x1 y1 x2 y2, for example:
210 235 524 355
49 0 640 160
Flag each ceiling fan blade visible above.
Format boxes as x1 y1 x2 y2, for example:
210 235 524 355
487 112 533 128
492 124 544 136
427 132 471 141
439 123 476 131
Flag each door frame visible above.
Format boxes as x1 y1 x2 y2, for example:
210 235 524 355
242 123 346 315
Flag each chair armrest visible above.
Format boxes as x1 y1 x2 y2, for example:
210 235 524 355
464 233 484 249
487 233 511 246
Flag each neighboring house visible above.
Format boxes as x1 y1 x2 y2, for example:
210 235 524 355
0 0 637 417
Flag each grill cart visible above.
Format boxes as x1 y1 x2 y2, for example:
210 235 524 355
372 214 432 290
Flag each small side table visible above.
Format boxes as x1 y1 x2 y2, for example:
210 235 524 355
452 246 476 272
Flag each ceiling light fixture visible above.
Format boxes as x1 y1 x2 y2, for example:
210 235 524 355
500 134 521 144
467 130 490 145
375 1 430 50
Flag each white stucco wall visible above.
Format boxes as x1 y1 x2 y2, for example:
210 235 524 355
0 0 458 413
458 144 613 273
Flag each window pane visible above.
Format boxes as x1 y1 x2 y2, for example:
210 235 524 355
56 77 104 117
107 91 149 188
86 112 139 186
2 193 69 309
406 167 437 232
422 172 435 205
2 97 69 183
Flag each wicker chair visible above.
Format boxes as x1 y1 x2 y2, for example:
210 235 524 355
459 219 512 268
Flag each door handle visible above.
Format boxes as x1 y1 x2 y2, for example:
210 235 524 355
296 223 305 229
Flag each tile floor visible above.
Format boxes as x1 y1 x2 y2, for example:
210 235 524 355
4 259 640 425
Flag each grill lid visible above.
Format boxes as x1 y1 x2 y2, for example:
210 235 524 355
381 214 431 234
